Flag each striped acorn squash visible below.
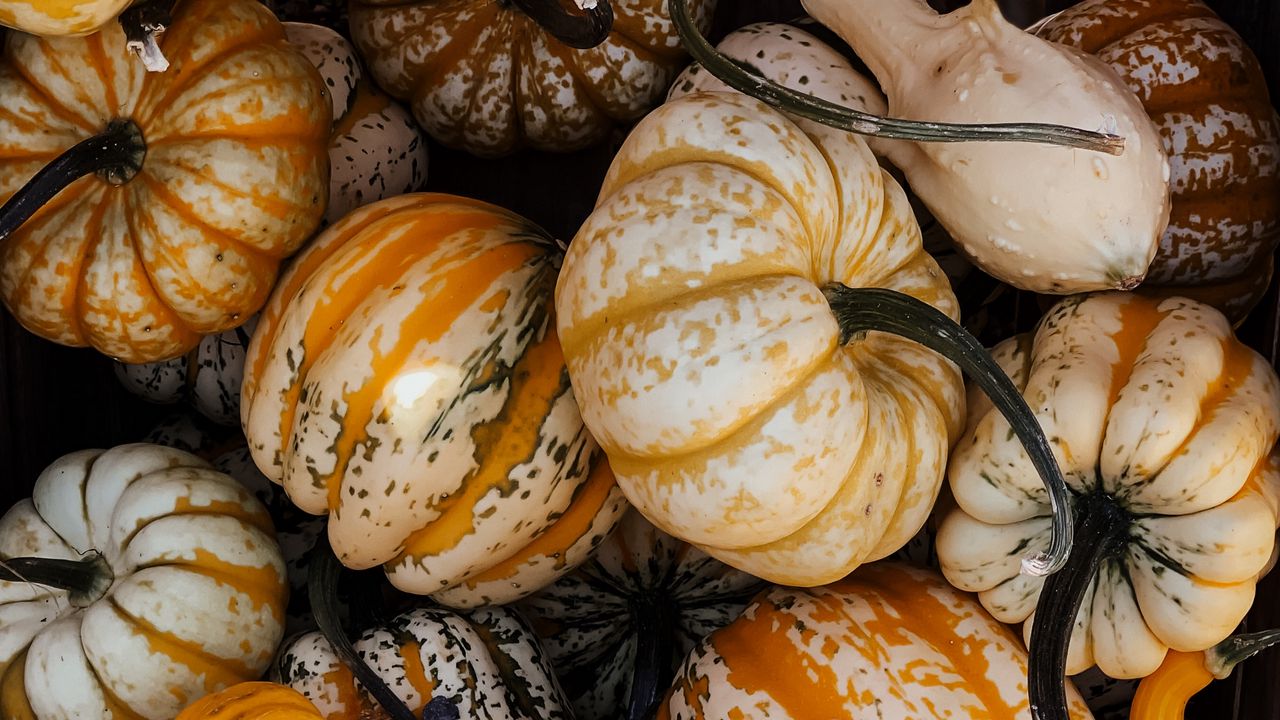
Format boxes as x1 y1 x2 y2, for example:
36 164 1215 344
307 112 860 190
241 193 627 604
177 683 324 720
936 292 1280 717
0 443 288 719
658 562 1094 719
520 509 764 720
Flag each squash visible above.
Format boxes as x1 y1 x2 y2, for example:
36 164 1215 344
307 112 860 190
667 0 1171 295
554 88 1080 586
1130 630 1280 720
177 683 324 720
0 443 288 719
657 562 1094 719
935 292 1280 717
1038 0 1280 321
0 0 133 36
241 193 628 604
519 509 764 720
275 542 571 720
0 0 331 363
348 0 716 157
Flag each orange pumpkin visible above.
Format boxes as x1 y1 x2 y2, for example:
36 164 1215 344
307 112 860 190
0 0 330 363
177 683 323 720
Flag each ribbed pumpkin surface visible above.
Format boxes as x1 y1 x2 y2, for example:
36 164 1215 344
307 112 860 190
177 683 323 720
0 0 132 36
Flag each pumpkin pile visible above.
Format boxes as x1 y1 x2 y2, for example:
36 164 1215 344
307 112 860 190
1 0 1278 719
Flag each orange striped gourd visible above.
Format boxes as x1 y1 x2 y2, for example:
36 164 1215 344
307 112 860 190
0 0 133 35
177 683 323 720
241 193 627 605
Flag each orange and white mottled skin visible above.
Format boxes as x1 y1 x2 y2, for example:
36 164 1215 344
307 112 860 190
349 0 715 157
0 0 330 363
276 605 572 720
241 194 627 603
938 292 1280 679
658 563 1094 719
0 444 287 719
0 0 132 36
555 90 965 586
1040 0 1280 308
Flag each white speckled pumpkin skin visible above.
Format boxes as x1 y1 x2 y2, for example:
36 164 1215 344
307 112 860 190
938 292 1280 679
555 91 965 586
241 193 627 604
348 0 716 157
1041 0 1280 307
0 0 331 363
275 605 572 719
0 0 132 36
0 444 287 719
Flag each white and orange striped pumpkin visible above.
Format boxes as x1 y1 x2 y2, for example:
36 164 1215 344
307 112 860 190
0 443 287 719
658 562 1094 719
241 193 627 604
554 90 966 586
0 0 133 36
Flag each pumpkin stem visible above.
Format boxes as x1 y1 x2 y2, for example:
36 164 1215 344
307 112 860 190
0 119 146 245
822 284 1074 576
508 0 614 49
667 0 1124 155
1205 628 1280 679
119 0 173 72
308 535 418 720
626 594 679 720
1027 491 1130 720
0 551 113 606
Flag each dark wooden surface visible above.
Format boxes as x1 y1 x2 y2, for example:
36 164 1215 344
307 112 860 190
1 0 1277 716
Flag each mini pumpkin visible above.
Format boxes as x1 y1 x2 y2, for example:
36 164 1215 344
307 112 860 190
0 0 133 36
176 683 324 720
658 562 1094 719
241 193 628 603
1039 0 1280 320
936 292 1280 716
348 0 716 157
520 509 764 720
0 0 330 363
0 443 288 719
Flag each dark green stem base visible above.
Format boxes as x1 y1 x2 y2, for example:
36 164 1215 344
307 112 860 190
823 284 1074 576
0 552 113 606
0 119 145 244
667 0 1124 154
509 0 614 49
626 593 678 720
1208 628 1280 678
1028 492 1130 720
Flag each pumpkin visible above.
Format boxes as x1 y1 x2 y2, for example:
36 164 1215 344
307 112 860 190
0 443 288 719
554 88 1080 586
1038 0 1280 321
176 683 324 720
0 0 330 363
935 292 1280 716
347 0 716 157
0 0 133 36
657 562 1094 719
519 509 764 720
667 0 1170 295
241 193 628 604
1130 629 1280 720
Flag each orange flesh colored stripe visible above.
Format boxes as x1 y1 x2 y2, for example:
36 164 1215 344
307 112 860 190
331 81 396 139
394 315 568 561
174 682 320 720
0 651 36 720
445 457 617 588
399 641 436 714
318 663 367 720
322 239 544 513
172 496 276 537
155 548 287 617
1106 297 1171 409
1130 650 1210 720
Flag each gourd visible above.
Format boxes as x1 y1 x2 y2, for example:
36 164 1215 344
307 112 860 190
667 0 1172 295
1130 630 1280 720
348 0 717 157
657 562 1094 719
0 443 288 719
519 509 764 720
241 193 628 603
176 683 324 720
0 0 331 363
1038 0 1280 321
555 88 1078 586
935 292 1280 718
0 0 133 36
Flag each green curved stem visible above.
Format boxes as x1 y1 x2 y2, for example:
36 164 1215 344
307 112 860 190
0 119 145 244
308 535 417 720
1027 492 1129 720
668 0 1124 155
509 0 614 49
626 594 678 720
1206 628 1280 679
0 552 113 604
823 285 1074 576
